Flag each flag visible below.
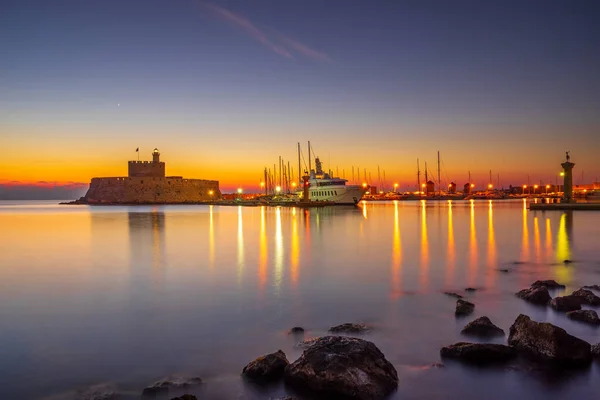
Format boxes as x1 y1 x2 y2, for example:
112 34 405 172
136 148 139 152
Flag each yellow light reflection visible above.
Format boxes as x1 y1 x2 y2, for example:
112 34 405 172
391 200 402 299
237 206 244 284
521 198 529 261
362 202 368 219
545 218 552 255
258 206 267 292
555 212 573 283
468 200 478 286
420 200 429 290
486 200 496 286
274 207 284 292
445 201 455 286
290 208 299 288
209 205 214 269
533 216 541 262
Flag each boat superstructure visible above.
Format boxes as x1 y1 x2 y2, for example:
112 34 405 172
297 155 365 205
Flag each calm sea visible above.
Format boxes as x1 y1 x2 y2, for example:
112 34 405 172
1 200 600 399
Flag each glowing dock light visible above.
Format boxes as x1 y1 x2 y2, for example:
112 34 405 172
394 183 399 191
291 182 297 188
237 188 243 194
275 186 281 193
362 182 368 188
209 190 214 196
488 184 493 189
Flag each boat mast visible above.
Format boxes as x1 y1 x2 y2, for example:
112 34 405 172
417 158 421 195
287 161 291 193
297 142 301 185
264 167 268 195
437 151 441 197
308 141 312 174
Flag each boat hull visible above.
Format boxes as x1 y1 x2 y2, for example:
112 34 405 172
297 185 364 205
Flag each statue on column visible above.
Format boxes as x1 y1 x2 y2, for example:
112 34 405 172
566 151 570 162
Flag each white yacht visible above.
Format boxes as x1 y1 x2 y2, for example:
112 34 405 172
297 157 365 205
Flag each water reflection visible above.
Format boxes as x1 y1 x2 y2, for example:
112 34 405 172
391 201 402 298
420 200 429 289
237 206 244 284
534 216 541 261
445 201 455 286
274 207 284 293
521 199 529 260
545 217 552 254
290 208 299 288
487 201 496 283
258 206 267 292
209 205 215 269
468 200 478 286
127 210 165 270
556 211 573 262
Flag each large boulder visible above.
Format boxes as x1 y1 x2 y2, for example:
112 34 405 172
76 383 118 400
455 299 475 316
508 314 591 366
461 316 505 337
550 296 583 311
572 288 600 306
516 286 551 305
329 322 371 334
142 376 202 397
531 280 565 289
567 310 600 325
242 350 289 382
284 336 398 400
592 344 600 358
440 342 516 364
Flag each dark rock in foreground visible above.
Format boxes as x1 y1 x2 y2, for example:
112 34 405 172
592 344 600 358
461 316 505 337
550 296 583 311
508 314 591 366
440 342 516 364
284 336 398 400
583 285 600 291
531 280 565 289
142 376 202 397
455 299 475 316
295 337 321 349
329 322 371 334
444 292 463 299
572 288 600 306
567 310 600 325
76 383 118 400
289 327 305 334
516 286 551 305
270 397 298 400
242 350 289 382
170 396 197 400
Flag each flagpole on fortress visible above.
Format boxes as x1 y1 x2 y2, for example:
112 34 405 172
136 147 139 161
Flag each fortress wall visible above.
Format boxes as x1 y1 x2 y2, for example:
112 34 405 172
128 161 165 178
84 177 221 203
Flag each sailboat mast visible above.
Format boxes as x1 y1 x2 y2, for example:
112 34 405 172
437 151 441 197
287 161 291 193
417 158 421 194
264 167 268 195
297 142 301 184
308 141 312 174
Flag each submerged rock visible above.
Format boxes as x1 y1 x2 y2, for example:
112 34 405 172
508 314 591 366
516 286 551 305
455 299 475 316
592 344 600 358
242 350 289 382
76 383 118 400
284 336 398 400
461 316 505 337
142 376 202 397
440 342 516 364
531 280 565 289
444 292 463 299
583 285 600 291
550 296 583 311
329 322 371 334
465 287 478 292
289 327 305 334
572 288 600 306
564 259 573 264
170 396 197 400
567 310 600 325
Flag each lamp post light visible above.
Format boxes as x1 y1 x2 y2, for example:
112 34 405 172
394 183 399 193
421 183 426 196
488 183 493 190
546 184 550 194
275 186 281 195
533 184 538 195
523 185 527 195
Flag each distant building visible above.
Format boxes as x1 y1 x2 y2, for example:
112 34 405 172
448 182 457 193
76 148 221 204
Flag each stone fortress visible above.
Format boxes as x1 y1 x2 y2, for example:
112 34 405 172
79 148 221 204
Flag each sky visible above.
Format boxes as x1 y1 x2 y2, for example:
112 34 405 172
1 0 599 197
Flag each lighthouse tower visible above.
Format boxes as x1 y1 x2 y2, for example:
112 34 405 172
152 148 160 163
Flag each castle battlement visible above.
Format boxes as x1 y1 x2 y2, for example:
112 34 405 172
80 148 221 204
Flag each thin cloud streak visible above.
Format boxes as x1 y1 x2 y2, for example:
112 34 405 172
203 2 330 62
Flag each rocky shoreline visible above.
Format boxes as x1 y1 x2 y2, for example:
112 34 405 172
63 280 600 400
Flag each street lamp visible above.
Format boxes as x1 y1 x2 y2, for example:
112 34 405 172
209 190 214 196
546 184 550 194
523 184 527 195
488 184 493 190
534 184 538 195
394 183 398 192
275 186 281 194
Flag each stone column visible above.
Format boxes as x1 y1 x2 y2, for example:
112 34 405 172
561 161 575 202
